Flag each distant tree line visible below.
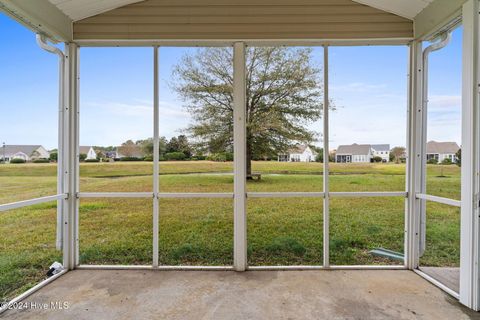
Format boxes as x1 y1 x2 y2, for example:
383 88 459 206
111 135 231 162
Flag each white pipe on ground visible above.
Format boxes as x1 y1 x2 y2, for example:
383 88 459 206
35 34 65 251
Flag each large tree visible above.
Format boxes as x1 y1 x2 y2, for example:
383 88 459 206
173 47 326 177
390 146 406 164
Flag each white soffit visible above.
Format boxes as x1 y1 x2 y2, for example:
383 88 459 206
352 0 435 19
48 0 435 22
47 0 143 21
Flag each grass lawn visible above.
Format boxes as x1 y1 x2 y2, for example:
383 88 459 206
0 161 460 301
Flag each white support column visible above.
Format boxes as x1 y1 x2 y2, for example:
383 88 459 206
460 0 480 309
56 50 66 251
153 46 160 268
233 42 247 271
63 42 80 270
323 45 330 268
405 41 424 270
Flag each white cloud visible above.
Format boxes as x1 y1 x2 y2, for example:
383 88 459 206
427 95 461 111
84 100 189 118
80 100 192 146
331 82 387 93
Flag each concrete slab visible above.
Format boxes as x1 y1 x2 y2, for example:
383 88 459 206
3 270 480 320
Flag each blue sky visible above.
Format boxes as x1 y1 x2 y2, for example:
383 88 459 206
0 13 462 150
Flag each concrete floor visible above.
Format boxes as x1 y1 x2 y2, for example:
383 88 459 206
3 270 480 320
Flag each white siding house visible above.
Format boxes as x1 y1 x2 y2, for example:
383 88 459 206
278 145 317 162
371 144 391 162
0 145 50 162
426 141 460 163
336 144 373 163
79 146 97 160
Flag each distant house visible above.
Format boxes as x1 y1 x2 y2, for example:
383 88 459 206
278 144 317 162
104 151 119 159
426 141 460 163
336 144 373 163
0 145 50 162
79 146 97 160
371 144 391 162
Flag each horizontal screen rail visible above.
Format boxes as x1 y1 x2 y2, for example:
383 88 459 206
75 264 405 271
78 192 154 198
77 192 407 199
76 38 412 48
247 192 406 198
416 193 461 207
76 265 234 271
0 194 67 213
330 192 407 198
77 192 234 199
247 192 325 198
157 193 233 199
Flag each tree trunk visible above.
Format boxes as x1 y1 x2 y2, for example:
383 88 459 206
246 138 253 179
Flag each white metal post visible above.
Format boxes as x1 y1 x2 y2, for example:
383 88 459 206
323 45 330 268
460 0 480 309
56 50 65 251
233 42 247 271
34 35 66 252
405 41 424 270
153 46 160 268
63 43 80 270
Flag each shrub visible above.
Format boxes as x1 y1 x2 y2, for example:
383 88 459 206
207 152 233 162
119 157 142 161
143 156 153 161
10 158 25 164
441 158 453 165
373 156 383 163
207 153 226 162
85 159 100 163
79 153 87 161
195 155 206 160
427 158 438 164
225 152 234 161
165 152 186 161
49 152 58 161
33 158 50 163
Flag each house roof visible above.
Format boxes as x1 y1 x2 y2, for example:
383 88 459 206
287 144 317 155
371 144 391 152
426 141 460 154
45 0 431 22
1 145 42 156
79 146 93 154
336 144 371 156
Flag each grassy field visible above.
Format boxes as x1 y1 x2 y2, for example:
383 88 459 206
0 161 460 301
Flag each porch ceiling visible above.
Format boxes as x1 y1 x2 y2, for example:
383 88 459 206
48 0 433 21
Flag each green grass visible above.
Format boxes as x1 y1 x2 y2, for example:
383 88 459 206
0 161 461 301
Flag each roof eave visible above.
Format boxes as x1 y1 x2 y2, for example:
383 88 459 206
0 0 72 42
